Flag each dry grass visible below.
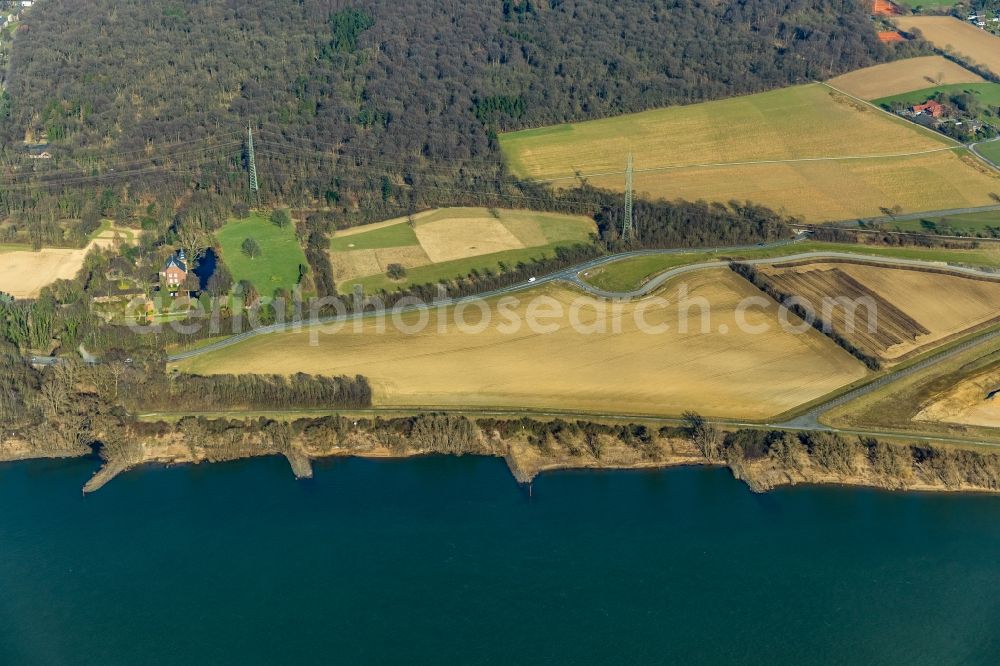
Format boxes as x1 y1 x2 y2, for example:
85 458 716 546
760 262 1000 361
915 364 1000 429
330 207 595 287
0 246 91 298
335 209 436 238
823 338 1000 442
332 249 382 282
415 215 525 263
502 85 944 178
827 56 984 100
893 17 1000 77
333 246 434 282
373 246 432 270
174 270 867 419
582 150 1000 222
500 83 1000 222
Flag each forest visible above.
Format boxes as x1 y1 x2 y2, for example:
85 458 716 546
0 0 887 245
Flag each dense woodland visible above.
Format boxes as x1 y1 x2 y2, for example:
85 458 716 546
0 0 886 244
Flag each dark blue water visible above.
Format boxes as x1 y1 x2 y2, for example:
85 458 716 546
191 247 217 291
1 456 999 665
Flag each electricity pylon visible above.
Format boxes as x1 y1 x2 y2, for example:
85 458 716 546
621 152 634 241
247 122 260 203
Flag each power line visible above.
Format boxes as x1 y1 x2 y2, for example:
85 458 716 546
247 122 260 203
622 152 634 241
0 140 243 187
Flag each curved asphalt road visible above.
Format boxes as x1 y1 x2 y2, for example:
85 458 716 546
166 236 807 362
161 242 1000 442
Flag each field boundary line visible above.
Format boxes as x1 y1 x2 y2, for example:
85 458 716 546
818 80 967 148
536 146 961 182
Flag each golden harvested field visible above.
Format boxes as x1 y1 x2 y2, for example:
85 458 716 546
758 262 1000 361
175 270 868 419
584 151 1000 223
0 246 91 298
500 83 1000 222
893 17 1000 77
415 214 525 263
915 364 1000 429
827 56 984 100
330 207 595 290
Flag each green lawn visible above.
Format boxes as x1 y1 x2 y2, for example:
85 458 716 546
890 209 1000 236
582 241 1000 292
330 222 419 251
215 214 309 296
873 83 1000 113
897 1 965 7
979 140 1000 164
896 0 968 9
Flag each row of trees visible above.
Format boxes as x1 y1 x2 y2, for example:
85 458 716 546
729 262 883 370
91 411 1000 494
120 372 373 413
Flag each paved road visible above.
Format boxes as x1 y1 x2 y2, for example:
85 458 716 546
830 203 1000 228
567 250 1000 300
35 238 999 444
162 244 1000 442
166 236 808 362
778 327 1000 431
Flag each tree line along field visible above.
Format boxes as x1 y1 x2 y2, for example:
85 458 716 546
174 269 868 420
890 209 1000 236
893 16 1000 78
873 82 1000 111
0 221 134 298
215 214 309 297
827 55 985 101
330 207 595 294
499 83 1000 222
756 261 1000 362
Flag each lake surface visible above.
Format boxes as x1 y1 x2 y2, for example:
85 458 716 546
1 455 999 664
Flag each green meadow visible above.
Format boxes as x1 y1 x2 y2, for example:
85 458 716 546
215 213 309 296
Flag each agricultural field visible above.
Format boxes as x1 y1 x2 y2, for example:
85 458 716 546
756 261 1000 361
893 17 1000 77
873 82 1000 112
889 208 1000 235
0 246 92 298
499 83 1000 222
979 140 1000 164
828 55 984 100
0 221 137 298
915 361 1000 429
90 221 137 250
174 270 868 420
331 207 595 294
581 241 1000 293
824 337 1000 442
215 213 308 296
897 1 968 9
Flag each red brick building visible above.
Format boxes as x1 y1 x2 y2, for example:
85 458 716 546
913 101 945 118
159 250 188 293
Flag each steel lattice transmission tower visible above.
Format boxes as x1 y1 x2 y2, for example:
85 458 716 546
247 122 260 201
621 152 634 241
